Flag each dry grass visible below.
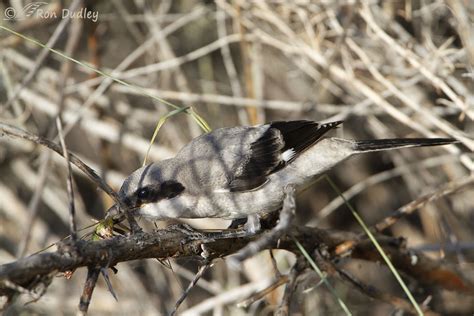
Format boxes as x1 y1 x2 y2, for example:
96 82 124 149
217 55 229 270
0 0 473 314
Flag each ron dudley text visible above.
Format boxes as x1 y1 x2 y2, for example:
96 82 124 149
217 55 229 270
62 7 98 22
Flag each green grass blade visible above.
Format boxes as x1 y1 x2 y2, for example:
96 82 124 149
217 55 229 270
293 238 352 316
324 176 424 316
143 106 190 166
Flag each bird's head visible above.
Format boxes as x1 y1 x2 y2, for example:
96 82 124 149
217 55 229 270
114 161 187 219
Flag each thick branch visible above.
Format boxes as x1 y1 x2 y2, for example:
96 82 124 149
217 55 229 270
1 225 472 298
0 225 339 297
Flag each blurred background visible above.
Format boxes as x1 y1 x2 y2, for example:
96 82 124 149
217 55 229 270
0 0 473 314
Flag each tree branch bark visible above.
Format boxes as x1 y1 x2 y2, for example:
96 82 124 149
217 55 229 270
1 224 472 299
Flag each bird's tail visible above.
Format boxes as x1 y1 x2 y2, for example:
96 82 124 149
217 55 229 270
354 138 457 153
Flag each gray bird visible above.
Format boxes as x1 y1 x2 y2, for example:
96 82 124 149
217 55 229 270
116 120 456 230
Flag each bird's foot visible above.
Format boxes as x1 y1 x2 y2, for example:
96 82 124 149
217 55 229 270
243 214 261 235
228 217 247 229
228 215 262 236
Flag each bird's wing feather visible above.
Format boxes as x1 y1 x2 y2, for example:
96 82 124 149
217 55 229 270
175 126 265 192
174 121 342 193
229 120 343 191
229 126 284 191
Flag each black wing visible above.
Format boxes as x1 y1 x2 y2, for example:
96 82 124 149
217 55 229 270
229 120 342 191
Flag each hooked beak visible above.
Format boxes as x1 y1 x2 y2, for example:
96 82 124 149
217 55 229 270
105 202 140 221
105 203 122 220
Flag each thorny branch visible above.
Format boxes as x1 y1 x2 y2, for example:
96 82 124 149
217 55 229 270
1 222 473 307
78 267 100 315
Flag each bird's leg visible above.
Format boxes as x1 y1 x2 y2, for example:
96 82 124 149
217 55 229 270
227 217 248 229
227 215 262 235
230 185 296 263
244 214 261 235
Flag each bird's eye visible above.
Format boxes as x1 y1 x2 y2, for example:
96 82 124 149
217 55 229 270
136 187 151 200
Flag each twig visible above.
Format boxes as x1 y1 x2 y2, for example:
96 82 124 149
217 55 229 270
16 152 52 258
236 2 261 125
108 33 246 81
269 249 281 278
352 236 474 294
216 7 248 125
446 0 474 75
374 174 474 232
111 85 310 111
181 277 277 315
312 154 457 223
56 118 78 242
275 262 299 316
100 268 118 302
78 266 100 315
171 263 211 316
237 274 288 308
337 268 438 315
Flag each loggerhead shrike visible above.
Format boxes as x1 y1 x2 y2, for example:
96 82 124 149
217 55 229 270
115 120 456 229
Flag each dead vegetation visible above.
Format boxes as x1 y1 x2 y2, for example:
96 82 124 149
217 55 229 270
0 0 473 315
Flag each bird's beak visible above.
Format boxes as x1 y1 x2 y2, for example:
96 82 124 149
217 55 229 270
105 202 140 221
105 203 121 220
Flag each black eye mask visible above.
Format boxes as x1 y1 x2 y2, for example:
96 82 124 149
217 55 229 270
134 181 185 205
160 181 185 199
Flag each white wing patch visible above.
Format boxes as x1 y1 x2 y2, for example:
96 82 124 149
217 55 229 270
214 188 230 193
281 148 296 162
